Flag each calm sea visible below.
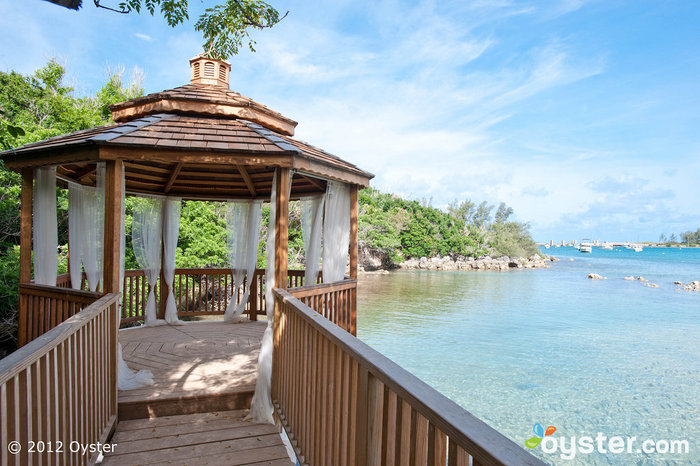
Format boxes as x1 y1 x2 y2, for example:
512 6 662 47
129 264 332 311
356 247 700 465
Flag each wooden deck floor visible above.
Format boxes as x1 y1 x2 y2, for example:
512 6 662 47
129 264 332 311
102 409 294 465
102 322 295 464
118 321 266 419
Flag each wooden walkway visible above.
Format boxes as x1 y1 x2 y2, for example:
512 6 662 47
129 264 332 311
102 321 295 464
102 409 293 465
118 321 266 419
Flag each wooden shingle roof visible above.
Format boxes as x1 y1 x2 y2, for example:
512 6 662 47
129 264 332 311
109 84 298 136
0 70 373 198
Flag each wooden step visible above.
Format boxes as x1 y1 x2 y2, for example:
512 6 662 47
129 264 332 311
119 385 254 420
103 410 294 465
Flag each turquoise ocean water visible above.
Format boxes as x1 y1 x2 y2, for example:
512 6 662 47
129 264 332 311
356 247 699 465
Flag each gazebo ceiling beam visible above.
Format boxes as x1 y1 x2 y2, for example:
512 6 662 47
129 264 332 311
237 165 256 196
73 165 97 182
163 162 184 194
4 146 99 170
297 173 325 191
99 146 294 167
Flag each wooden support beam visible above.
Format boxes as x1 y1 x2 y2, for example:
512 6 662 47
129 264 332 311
349 184 359 280
298 173 324 191
237 165 256 196
18 168 33 347
103 160 123 294
163 162 183 194
274 168 290 291
19 168 33 284
63 164 97 184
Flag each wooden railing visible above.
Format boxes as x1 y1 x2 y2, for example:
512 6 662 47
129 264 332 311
18 284 103 347
272 289 545 466
119 268 319 325
0 293 120 465
47 268 322 329
288 279 357 336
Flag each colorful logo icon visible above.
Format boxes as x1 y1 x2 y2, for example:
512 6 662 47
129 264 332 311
525 423 556 448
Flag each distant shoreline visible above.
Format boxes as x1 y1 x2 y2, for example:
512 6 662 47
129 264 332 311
359 253 551 273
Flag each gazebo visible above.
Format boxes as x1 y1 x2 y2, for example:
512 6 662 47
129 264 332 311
0 56 543 466
2 55 372 339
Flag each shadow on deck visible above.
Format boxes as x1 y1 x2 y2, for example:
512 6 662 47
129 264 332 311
117 321 266 419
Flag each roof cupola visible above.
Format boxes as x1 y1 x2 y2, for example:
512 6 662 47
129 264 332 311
189 54 231 88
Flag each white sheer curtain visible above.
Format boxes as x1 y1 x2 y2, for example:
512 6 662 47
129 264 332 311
248 170 291 424
118 171 154 390
84 165 105 291
33 166 57 286
224 200 262 322
162 198 183 325
68 183 84 290
132 196 165 326
301 195 324 286
322 181 351 283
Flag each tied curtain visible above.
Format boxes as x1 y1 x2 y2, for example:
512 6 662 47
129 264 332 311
33 166 58 286
132 196 166 327
162 198 183 325
67 164 105 291
301 195 324 286
248 170 292 424
224 200 263 322
322 181 351 283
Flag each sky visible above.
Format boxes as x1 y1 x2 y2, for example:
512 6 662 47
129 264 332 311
1 0 699 242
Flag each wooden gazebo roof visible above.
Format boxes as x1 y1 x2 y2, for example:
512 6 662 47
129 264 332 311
0 56 373 200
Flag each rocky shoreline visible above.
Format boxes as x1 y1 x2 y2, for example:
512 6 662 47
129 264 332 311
359 247 552 272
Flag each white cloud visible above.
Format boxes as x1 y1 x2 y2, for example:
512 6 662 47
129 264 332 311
134 33 153 42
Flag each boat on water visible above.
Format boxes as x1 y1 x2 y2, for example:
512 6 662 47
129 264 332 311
579 238 593 253
602 242 613 250
633 245 643 252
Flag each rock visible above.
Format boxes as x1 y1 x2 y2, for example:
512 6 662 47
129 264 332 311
673 280 683 285
684 281 700 291
623 276 635 280
569 258 575 262
637 276 648 282
644 283 659 288
588 273 607 280
359 246 396 271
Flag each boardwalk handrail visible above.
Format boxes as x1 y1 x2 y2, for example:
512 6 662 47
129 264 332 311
18 283 103 347
288 279 357 335
1 292 120 465
272 288 545 466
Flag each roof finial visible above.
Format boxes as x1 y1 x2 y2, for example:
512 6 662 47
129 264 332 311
189 54 231 88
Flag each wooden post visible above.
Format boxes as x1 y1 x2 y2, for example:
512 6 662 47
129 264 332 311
272 168 290 395
19 168 33 284
349 184 358 279
249 272 258 321
349 184 359 336
274 168 290 293
18 168 34 346
102 160 123 294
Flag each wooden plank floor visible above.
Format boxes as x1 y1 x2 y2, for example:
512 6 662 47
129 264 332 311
119 321 266 403
102 409 294 465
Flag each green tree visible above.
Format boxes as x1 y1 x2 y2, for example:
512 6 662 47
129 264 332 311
0 60 144 356
50 0 287 60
